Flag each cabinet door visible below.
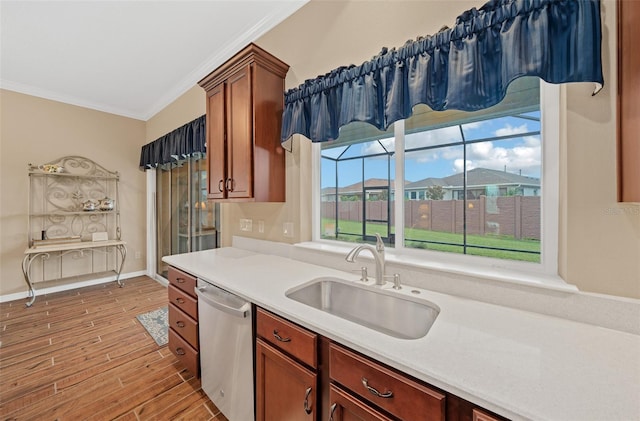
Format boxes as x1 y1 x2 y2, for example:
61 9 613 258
256 339 317 421
207 83 226 199
226 64 253 199
329 384 393 421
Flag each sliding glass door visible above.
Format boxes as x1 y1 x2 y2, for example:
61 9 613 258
156 157 219 278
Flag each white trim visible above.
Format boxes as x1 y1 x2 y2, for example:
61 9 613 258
1 2 309 121
0 80 146 120
0 270 150 303
141 2 309 120
146 169 157 277
152 273 169 287
539 81 560 275
393 120 405 247
311 141 321 241
312 80 564 287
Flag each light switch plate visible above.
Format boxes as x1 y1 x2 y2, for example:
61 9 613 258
258 220 265 233
283 222 294 238
240 219 253 232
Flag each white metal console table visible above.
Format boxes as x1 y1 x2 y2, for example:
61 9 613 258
23 156 127 307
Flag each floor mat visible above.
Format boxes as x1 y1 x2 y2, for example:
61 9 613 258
136 306 168 346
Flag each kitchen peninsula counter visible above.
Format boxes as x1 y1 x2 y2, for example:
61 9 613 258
163 247 640 421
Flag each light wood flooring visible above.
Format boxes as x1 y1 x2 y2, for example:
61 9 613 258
0 276 227 420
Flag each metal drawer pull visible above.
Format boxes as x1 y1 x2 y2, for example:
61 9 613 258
176 277 185 283
176 347 186 356
176 321 185 328
361 377 393 398
218 179 224 192
328 403 337 421
273 329 291 342
303 387 312 414
176 297 185 304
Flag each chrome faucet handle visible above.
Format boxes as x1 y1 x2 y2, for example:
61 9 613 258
383 273 401 289
351 266 368 282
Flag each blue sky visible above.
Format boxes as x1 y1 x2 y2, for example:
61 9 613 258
321 112 541 188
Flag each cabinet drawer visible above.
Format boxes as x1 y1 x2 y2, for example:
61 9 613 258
329 384 393 421
330 343 445 421
168 284 198 319
168 328 199 376
169 303 198 349
168 266 197 298
256 307 317 369
473 408 503 421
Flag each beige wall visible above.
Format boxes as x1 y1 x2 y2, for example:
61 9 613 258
2 0 637 299
0 90 147 296
563 0 640 297
259 0 639 299
145 85 205 143
220 1 477 248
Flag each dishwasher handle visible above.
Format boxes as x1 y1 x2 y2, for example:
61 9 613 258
195 285 251 318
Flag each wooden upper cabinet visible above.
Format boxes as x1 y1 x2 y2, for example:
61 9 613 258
618 0 640 202
198 43 289 202
206 83 226 200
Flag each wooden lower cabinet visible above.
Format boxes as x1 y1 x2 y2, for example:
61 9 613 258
330 343 445 421
328 384 393 421
167 266 199 377
168 329 199 376
254 306 508 421
256 338 317 421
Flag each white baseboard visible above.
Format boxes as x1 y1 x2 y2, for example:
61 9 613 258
0 270 155 303
152 273 169 287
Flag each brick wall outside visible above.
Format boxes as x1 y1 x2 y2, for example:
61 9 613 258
322 196 541 240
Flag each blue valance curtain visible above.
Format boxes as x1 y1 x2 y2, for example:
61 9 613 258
139 115 206 170
281 0 604 144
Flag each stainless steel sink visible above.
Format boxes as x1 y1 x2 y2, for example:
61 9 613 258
285 277 439 339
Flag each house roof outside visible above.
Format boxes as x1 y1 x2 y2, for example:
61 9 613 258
406 167 540 190
322 168 540 197
321 178 394 196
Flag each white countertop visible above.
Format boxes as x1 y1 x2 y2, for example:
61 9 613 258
163 248 640 421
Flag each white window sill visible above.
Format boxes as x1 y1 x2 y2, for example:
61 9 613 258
293 240 579 294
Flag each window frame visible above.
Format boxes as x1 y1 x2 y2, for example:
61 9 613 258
311 81 560 277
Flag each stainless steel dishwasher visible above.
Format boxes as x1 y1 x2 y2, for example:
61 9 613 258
195 278 253 421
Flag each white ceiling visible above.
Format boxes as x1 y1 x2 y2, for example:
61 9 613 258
0 1 308 121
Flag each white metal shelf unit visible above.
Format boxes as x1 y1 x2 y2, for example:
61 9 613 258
23 156 127 307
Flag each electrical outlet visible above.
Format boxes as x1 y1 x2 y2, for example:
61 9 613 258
258 220 265 233
240 218 253 232
283 222 294 238
135 251 142 259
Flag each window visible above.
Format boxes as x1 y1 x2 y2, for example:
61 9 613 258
317 77 558 270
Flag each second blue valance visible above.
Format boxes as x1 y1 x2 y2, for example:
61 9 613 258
139 115 206 170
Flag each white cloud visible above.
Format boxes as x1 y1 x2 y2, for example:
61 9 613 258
465 135 541 175
359 137 395 156
453 159 474 173
343 121 541 177
495 123 529 137
461 121 485 131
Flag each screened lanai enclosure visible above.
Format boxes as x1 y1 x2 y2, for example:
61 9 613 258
320 77 542 263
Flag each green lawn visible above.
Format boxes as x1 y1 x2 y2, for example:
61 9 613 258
322 219 540 263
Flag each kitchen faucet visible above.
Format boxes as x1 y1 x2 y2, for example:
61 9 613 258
345 233 386 285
